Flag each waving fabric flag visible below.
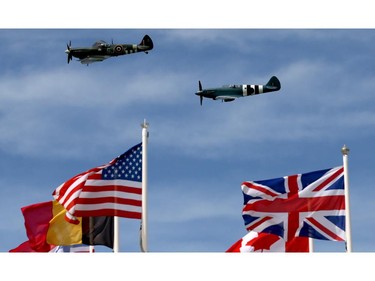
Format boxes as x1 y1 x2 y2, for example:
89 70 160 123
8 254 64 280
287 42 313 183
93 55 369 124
47 200 114 248
18 201 55 252
241 166 345 242
53 143 142 224
46 200 84 245
81 216 113 248
226 231 284 252
10 240 55 252
9 200 113 252
226 231 309 252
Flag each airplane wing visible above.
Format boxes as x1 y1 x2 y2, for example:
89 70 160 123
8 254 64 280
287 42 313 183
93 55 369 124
214 96 237 102
79 56 110 64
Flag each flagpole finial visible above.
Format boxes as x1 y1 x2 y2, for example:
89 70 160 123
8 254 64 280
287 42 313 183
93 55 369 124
341 144 350 155
141 119 149 129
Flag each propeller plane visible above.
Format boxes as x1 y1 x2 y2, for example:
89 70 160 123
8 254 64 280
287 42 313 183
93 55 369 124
195 76 281 105
65 35 153 65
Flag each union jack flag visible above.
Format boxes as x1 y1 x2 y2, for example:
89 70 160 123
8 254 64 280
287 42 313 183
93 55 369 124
241 166 346 242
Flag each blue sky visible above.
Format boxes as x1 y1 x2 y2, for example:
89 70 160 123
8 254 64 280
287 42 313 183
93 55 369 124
1 28 375 254
1 2 375 279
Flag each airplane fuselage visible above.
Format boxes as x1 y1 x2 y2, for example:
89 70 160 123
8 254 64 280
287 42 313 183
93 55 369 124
195 76 281 105
65 35 154 64
68 44 144 60
199 84 266 100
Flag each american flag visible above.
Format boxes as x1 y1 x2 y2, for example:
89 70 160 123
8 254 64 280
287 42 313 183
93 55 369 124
53 143 142 224
241 166 346 242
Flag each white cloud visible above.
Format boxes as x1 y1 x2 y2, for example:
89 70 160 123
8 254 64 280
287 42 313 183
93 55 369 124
1 29 375 253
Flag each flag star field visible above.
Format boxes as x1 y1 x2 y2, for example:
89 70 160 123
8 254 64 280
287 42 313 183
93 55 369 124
103 144 142 181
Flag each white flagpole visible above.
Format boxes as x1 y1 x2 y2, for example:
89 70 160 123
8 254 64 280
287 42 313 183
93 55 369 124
341 144 352 252
113 216 119 252
308 238 314 253
141 119 149 252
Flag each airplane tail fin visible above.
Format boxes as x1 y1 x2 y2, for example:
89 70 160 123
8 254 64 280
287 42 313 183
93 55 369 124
140 35 154 50
265 76 281 91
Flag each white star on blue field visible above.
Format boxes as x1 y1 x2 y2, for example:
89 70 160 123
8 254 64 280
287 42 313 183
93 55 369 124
1 28 375 256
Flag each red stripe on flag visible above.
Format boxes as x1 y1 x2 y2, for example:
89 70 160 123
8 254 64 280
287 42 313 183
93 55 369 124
242 182 279 197
313 167 344 191
82 184 142 194
75 209 142 219
243 196 345 213
306 217 344 241
245 216 273 231
76 197 142 206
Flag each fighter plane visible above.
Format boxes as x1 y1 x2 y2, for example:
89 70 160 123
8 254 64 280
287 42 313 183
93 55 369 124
195 76 281 105
65 34 153 65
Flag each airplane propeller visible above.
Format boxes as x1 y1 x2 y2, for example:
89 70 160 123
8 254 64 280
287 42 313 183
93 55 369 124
198 81 203 106
65 41 72 64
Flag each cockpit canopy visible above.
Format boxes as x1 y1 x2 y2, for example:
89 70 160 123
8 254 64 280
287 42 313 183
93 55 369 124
92 40 110 48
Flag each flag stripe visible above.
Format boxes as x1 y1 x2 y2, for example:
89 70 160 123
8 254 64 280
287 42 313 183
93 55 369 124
76 209 142 219
85 179 142 190
76 196 142 206
242 181 280 197
74 202 142 212
245 216 273 231
305 217 344 241
242 196 345 212
312 166 344 191
81 186 141 195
